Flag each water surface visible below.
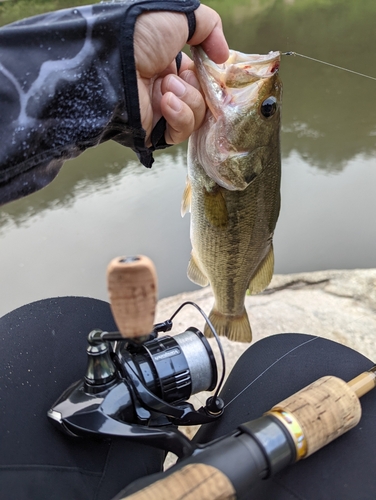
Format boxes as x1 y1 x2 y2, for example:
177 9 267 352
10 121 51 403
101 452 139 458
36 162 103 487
1 0 375 316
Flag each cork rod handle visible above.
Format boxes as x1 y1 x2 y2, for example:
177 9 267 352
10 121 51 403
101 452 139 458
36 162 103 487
107 255 158 339
121 463 236 500
269 367 376 459
119 367 376 500
270 375 362 457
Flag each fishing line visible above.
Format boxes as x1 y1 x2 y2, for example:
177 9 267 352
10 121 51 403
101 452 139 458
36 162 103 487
224 335 319 409
282 51 376 82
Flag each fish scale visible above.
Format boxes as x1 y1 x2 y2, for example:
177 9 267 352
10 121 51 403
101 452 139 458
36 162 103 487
182 47 282 343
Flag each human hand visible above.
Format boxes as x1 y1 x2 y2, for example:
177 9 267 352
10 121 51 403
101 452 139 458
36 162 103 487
134 4 229 147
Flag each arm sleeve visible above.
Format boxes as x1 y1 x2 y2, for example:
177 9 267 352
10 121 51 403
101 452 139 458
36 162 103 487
0 0 199 205
0 4 132 204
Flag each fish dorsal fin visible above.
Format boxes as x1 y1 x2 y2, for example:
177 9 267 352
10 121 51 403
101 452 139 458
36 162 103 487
247 245 274 295
181 177 192 217
204 188 228 228
187 252 209 286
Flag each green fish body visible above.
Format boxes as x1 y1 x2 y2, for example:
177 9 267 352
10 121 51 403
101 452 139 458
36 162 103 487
182 48 282 342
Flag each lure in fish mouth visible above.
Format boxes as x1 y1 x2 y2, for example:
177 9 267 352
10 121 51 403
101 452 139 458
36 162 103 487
182 47 282 343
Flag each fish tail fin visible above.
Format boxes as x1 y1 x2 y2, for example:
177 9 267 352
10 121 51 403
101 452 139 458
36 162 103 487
204 307 252 343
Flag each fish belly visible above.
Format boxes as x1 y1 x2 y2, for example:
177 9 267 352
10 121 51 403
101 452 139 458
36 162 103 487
188 161 280 342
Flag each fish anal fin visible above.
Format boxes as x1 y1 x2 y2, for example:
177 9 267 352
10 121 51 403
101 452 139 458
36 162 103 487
248 245 274 295
204 188 228 228
181 178 191 217
204 307 252 343
187 253 209 286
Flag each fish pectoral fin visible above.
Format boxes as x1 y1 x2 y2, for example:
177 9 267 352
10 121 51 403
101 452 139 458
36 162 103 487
247 245 274 295
181 177 192 217
204 187 228 228
204 307 252 343
187 253 209 286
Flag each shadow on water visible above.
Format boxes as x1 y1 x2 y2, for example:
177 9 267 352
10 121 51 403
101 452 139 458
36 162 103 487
0 142 182 230
0 0 376 315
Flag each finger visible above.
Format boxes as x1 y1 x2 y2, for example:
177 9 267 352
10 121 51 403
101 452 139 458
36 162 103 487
162 74 205 129
178 68 202 94
146 71 203 144
150 76 163 129
160 75 206 144
138 77 154 141
141 56 196 137
162 95 195 145
177 52 195 75
188 5 229 63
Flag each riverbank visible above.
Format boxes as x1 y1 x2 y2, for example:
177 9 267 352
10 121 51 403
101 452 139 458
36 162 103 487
157 268 376 377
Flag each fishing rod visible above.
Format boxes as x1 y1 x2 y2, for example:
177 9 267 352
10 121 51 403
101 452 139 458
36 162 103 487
47 255 375 499
119 364 376 500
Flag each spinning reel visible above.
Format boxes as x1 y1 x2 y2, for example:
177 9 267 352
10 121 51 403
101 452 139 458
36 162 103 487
48 256 226 458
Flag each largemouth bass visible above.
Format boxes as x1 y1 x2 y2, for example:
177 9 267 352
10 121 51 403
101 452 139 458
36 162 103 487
182 47 282 343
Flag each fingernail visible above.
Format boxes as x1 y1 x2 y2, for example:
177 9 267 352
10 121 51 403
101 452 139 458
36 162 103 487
167 92 183 112
168 76 186 98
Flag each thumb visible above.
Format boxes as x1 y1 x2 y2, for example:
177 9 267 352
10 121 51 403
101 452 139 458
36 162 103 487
188 5 229 63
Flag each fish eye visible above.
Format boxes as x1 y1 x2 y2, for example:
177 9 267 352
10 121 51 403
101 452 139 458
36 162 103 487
260 96 277 118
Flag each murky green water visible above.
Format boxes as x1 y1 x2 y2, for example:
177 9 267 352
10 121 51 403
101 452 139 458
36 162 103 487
1 0 375 316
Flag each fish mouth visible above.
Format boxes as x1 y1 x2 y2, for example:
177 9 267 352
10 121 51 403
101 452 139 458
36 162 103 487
192 47 281 118
192 47 280 86
212 49 280 83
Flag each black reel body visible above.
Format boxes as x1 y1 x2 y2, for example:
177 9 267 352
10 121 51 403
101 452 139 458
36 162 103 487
48 304 226 458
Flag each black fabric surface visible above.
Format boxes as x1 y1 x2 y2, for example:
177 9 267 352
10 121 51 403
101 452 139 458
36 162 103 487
1 297 375 499
0 297 164 500
196 333 376 500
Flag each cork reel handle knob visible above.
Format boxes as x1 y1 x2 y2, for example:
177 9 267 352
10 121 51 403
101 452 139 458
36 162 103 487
107 255 158 339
